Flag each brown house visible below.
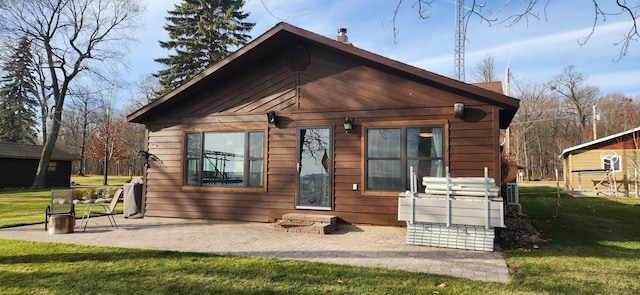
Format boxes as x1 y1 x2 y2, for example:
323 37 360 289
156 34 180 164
0 142 77 188
128 23 520 226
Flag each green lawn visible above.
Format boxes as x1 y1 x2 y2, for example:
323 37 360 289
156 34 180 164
1 184 639 294
0 175 132 228
505 186 640 294
71 175 138 187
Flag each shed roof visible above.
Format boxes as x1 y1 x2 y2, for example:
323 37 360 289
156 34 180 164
559 126 640 159
0 142 78 161
128 22 519 128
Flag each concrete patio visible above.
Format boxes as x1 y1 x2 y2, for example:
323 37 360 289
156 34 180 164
0 215 510 283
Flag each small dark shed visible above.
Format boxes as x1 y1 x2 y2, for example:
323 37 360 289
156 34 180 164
0 142 77 188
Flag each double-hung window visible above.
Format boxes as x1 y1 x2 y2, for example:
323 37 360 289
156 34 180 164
365 125 444 192
184 130 264 188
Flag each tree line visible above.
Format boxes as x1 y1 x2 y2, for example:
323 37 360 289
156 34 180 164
506 65 640 180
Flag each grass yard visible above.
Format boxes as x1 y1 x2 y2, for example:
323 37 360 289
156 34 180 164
0 189 55 228
71 175 139 187
503 186 640 294
1 184 639 294
0 240 514 294
0 175 132 228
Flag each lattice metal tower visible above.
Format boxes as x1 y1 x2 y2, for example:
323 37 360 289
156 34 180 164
454 0 465 81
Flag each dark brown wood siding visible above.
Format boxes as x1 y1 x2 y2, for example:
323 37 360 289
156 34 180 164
0 158 72 188
142 43 503 226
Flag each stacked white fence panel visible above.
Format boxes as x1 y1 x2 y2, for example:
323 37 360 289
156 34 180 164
406 223 495 251
398 169 503 251
398 195 504 227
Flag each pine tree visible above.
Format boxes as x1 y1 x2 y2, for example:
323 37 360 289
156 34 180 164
0 36 39 144
155 0 254 95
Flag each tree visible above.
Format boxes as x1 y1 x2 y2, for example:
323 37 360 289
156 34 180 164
509 80 554 180
0 36 39 144
32 52 53 142
471 55 497 82
155 0 254 95
507 66 640 180
551 66 599 142
135 74 162 105
63 86 100 176
0 0 143 188
597 92 640 136
85 117 129 181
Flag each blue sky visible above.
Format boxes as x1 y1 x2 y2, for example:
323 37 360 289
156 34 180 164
126 0 640 97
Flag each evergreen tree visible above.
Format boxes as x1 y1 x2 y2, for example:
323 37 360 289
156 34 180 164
0 36 39 144
155 0 254 95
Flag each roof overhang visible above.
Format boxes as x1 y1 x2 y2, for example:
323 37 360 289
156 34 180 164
559 125 640 159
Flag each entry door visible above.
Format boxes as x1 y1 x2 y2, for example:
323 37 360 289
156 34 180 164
296 126 332 210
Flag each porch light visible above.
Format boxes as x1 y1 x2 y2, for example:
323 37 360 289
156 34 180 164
343 117 354 134
453 102 465 118
266 111 277 126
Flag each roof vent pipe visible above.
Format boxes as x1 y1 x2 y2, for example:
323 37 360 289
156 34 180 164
337 28 348 42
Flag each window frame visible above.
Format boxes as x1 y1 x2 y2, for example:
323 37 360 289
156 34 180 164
602 155 621 172
47 161 57 172
361 120 447 196
181 127 267 192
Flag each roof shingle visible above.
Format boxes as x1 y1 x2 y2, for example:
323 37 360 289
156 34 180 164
0 142 78 161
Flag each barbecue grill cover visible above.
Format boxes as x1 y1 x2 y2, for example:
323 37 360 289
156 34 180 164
123 177 143 217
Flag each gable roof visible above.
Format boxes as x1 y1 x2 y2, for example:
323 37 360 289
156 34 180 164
559 126 640 159
0 142 78 161
128 22 519 128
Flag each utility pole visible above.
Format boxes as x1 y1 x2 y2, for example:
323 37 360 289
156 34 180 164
592 104 597 140
505 66 511 156
454 0 465 81
103 106 111 186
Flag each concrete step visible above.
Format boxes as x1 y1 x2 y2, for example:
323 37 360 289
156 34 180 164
281 213 337 224
273 214 338 235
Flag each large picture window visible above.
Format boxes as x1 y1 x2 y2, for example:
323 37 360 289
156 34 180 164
184 131 264 188
365 125 444 192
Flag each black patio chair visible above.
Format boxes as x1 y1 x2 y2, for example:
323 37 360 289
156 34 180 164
45 189 75 231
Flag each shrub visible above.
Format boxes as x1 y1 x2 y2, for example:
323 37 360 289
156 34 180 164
86 187 96 198
72 189 84 200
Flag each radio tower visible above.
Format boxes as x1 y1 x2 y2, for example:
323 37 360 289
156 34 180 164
454 0 465 81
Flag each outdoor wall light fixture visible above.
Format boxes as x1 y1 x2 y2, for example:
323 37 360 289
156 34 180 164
266 111 277 125
453 102 465 118
343 117 354 134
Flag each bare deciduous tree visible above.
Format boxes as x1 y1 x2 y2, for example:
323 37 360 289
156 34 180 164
597 92 640 136
135 74 161 106
551 65 600 142
509 80 554 179
64 86 100 176
0 0 143 187
506 66 638 180
471 54 497 82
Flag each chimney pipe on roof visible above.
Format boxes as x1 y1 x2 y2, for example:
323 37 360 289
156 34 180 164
337 28 348 42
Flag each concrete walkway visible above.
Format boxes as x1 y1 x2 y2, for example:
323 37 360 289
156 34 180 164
0 216 510 283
